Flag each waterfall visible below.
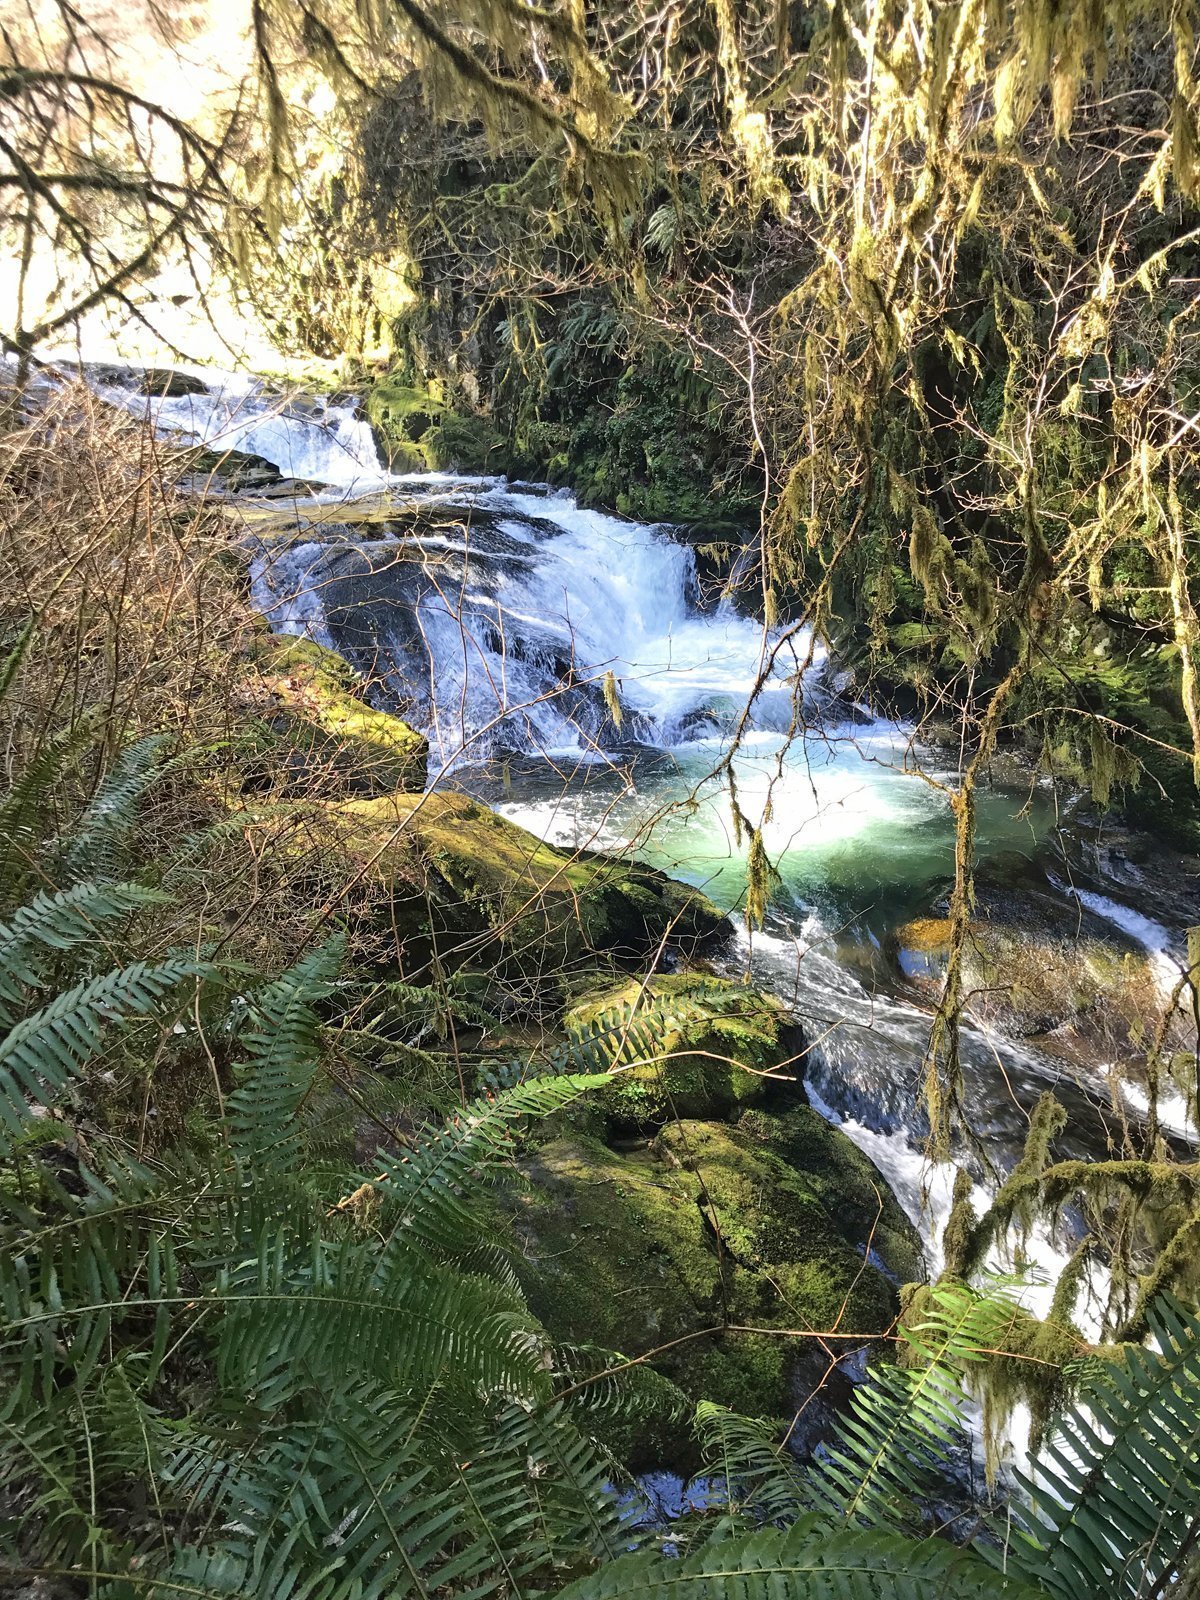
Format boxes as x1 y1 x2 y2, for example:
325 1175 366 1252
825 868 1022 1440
94 363 393 490
91 356 1193 1489
251 484 823 769
96 361 821 768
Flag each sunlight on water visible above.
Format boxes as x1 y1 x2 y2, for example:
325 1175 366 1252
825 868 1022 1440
496 728 1054 932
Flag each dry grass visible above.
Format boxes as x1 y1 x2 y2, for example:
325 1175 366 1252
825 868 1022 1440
0 379 391 976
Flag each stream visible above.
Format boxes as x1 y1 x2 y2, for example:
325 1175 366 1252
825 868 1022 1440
97 363 1196 1477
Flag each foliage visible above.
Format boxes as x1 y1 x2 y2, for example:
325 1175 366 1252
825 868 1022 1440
0 874 626 1592
1008 1292 1200 1600
556 1517 1045 1600
556 1286 1200 1600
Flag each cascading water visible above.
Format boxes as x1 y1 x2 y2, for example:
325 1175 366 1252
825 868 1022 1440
102 361 1193 1480
95 364 393 490
247 482 813 770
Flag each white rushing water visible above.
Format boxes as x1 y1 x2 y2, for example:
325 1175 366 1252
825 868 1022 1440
95 364 394 491
1054 880 1183 1000
99 362 834 767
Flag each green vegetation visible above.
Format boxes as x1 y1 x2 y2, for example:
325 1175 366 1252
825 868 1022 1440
2 1 1200 1594
365 379 504 473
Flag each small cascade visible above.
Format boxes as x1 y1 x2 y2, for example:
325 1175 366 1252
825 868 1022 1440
248 483 816 768
95 364 391 489
96 360 823 767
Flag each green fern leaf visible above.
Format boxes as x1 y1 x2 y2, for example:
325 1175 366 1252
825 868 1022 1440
371 1072 608 1255
0 881 166 1024
0 717 93 897
553 1515 1050 1600
0 955 205 1148
62 733 170 883
225 936 344 1169
808 1280 1025 1530
1005 1293 1200 1600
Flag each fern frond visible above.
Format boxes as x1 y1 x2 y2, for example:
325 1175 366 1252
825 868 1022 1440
482 982 758 1092
216 1239 549 1410
225 936 344 1170
370 1072 609 1255
0 618 34 695
694 1400 807 1524
644 202 681 254
808 1280 1022 1530
0 955 206 1149
553 1514 1050 1600
1005 1292 1200 1600
162 1384 495 1600
0 718 93 897
460 1399 628 1572
62 733 170 883
0 881 166 1025
162 1379 622 1600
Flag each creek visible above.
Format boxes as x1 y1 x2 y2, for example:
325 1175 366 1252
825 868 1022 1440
99 364 1196 1473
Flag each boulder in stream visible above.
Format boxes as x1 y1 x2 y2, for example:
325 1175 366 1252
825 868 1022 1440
509 1107 922 1469
564 973 805 1131
889 877 1172 1066
280 790 729 979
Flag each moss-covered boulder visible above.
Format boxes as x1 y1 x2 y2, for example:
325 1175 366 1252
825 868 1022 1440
236 632 427 794
326 791 729 977
364 379 502 474
889 892 1171 1066
564 974 803 1131
509 1109 921 1467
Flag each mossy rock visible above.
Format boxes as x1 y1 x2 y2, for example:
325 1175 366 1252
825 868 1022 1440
889 895 1170 1065
364 380 443 471
422 411 503 472
237 632 427 795
364 378 502 474
328 791 729 978
509 1114 918 1467
564 974 803 1130
735 1107 925 1286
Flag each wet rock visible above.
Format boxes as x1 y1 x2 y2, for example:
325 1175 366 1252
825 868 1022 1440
184 445 283 491
364 378 502 473
888 877 1175 1067
137 367 209 398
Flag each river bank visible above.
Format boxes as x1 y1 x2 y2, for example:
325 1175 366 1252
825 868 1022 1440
33 360 1200 1486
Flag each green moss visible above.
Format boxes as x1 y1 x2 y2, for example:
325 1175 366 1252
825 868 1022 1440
890 622 941 652
509 1116 918 1463
364 378 502 473
329 792 728 977
239 632 427 793
735 1107 926 1286
422 411 503 472
363 380 444 471
565 974 801 1129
